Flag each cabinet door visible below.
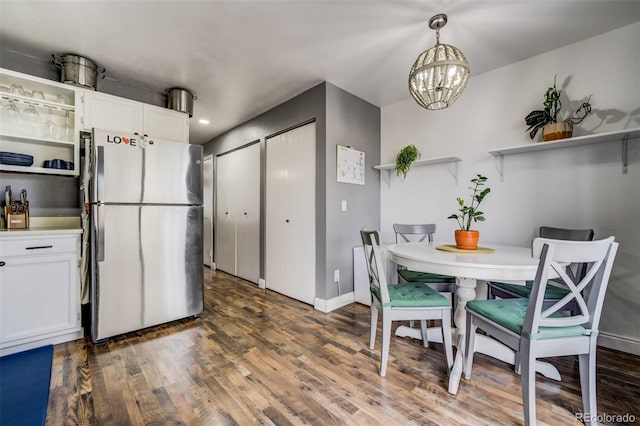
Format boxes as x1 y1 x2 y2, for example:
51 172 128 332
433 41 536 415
143 105 189 143
82 91 141 133
0 254 80 344
266 122 315 304
203 156 214 267
265 133 289 296
235 143 261 283
215 151 237 275
283 123 316 305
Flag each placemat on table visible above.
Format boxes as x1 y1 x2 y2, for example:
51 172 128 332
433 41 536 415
436 244 495 254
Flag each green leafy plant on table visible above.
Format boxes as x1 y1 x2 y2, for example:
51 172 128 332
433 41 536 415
448 174 491 231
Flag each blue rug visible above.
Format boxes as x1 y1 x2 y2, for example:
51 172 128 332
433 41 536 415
0 345 53 426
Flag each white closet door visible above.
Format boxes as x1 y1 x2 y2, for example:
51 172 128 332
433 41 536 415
266 131 290 296
203 156 213 267
215 152 236 275
284 123 316 304
236 143 261 283
266 122 315 304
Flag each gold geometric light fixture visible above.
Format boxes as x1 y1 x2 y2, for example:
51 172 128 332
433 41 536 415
408 14 471 110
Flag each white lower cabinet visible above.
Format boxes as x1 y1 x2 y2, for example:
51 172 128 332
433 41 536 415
81 90 190 143
0 232 82 355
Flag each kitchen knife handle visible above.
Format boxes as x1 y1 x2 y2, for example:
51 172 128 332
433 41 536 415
96 208 105 261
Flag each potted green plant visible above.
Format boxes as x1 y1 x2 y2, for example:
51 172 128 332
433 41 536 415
447 174 490 250
524 76 592 142
395 145 421 180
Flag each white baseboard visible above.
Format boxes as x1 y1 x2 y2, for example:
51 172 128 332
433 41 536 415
314 292 355 313
598 332 640 356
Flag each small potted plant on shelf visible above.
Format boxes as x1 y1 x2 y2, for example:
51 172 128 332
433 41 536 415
448 174 490 250
395 144 421 180
524 76 592 142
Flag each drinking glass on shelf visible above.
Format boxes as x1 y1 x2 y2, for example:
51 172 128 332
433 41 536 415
1 100 20 133
19 103 39 137
60 110 73 141
32 90 45 100
42 108 57 139
9 84 25 97
55 94 68 105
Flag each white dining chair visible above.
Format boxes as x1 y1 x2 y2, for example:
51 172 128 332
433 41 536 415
361 230 453 377
464 237 618 426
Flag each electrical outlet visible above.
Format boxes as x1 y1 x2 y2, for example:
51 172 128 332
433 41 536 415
334 269 340 282
341 200 347 211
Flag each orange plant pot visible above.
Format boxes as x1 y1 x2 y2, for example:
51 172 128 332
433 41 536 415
455 230 479 250
542 122 573 141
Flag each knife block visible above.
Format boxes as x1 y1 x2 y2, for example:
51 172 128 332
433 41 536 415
5 203 29 229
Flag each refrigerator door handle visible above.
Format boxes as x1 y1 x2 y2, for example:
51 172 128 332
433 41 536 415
96 206 105 261
97 145 105 202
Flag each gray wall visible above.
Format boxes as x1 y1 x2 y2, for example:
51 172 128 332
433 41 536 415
324 83 380 299
204 82 381 302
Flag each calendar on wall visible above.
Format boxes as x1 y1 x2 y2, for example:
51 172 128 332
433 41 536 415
336 145 365 185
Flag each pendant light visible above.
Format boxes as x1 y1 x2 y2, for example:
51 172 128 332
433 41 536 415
408 14 470 110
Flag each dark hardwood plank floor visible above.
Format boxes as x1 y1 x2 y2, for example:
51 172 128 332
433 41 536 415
46 268 640 425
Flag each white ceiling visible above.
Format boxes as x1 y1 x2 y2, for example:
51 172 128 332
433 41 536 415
1 1 639 144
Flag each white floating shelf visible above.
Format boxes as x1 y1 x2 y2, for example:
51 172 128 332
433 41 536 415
374 155 462 187
488 127 640 178
374 155 462 170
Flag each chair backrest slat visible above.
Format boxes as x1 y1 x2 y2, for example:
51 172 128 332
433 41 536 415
539 226 595 281
524 237 618 337
361 230 390 304
393 223 436 244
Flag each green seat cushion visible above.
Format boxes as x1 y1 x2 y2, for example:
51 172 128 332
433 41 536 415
398 269 456 284
371 283 451 308
466 299 588 340
491 281 571 300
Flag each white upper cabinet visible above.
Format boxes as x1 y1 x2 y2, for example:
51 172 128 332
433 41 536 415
0 68 80 176
142 104 189 143
81 90 189 143
81 91 140 134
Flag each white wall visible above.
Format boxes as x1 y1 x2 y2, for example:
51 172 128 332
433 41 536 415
380 23 640 354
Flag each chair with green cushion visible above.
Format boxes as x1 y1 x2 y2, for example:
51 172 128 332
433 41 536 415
464 236 618 426
487 226 594 314
393 223 456 291
361 230 453 377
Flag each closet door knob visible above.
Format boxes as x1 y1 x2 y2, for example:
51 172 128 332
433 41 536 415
285 219 290 223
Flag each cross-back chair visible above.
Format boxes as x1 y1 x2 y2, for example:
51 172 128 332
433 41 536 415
464 236 618 426
360 229 453 377
487 226 595 314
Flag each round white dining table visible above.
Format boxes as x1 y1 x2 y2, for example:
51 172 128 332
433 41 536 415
387 241 560 395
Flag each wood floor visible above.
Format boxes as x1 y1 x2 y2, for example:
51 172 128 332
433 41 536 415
46 268 640 425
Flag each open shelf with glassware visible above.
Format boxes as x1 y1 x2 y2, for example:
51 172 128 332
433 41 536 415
0 68 79 176
488 127 640 179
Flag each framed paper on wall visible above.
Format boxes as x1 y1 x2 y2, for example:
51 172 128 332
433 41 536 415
336 145 365 185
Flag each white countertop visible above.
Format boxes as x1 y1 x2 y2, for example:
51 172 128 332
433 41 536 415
0 216 82 236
